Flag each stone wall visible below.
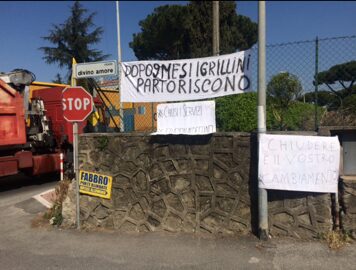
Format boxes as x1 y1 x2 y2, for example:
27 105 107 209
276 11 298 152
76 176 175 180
76 133 255 235
340 178 356 238
268 191 332 238
62 133 334 239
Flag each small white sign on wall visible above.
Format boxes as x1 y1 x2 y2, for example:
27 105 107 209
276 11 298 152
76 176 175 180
258 134 340 193
75 60 117 78
152 100 216 135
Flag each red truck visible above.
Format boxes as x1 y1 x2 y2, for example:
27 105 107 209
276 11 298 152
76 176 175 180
0 69 104 178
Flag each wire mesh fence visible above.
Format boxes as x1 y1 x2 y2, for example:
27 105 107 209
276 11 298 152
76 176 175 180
249 35 356 131
95 35 356 133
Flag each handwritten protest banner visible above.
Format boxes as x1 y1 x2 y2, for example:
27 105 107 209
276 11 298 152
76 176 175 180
152 100 216 135
120 50 252 102
258 134 340 193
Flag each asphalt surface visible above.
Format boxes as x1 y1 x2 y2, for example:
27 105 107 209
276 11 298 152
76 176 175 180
0 173 355 270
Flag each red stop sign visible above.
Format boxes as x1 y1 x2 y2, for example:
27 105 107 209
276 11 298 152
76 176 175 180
62 87 94 122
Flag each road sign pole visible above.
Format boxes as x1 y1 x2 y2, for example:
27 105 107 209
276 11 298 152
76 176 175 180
70 67 80 230
62 85 94 231
73 121 80 230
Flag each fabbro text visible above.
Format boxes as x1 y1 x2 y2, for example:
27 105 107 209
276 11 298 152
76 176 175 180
80 171 109 185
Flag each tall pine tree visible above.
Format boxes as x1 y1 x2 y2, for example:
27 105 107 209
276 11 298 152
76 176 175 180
130 1 257 60
40 1 109 81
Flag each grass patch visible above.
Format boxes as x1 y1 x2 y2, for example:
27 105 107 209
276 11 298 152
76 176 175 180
43 179 71 226
319 230 352 249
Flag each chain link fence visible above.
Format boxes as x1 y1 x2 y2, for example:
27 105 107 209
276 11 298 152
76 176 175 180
249 35 356 131
315 36 356 127
96 35 356 133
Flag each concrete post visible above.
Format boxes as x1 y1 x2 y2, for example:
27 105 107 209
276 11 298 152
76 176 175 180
116 1 124 132
258 0 269 240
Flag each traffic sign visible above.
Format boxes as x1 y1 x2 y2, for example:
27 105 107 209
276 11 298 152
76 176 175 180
75 60 117 79
62 86 94 122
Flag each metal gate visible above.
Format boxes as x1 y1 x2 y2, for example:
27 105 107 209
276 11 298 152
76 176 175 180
343 133 356 175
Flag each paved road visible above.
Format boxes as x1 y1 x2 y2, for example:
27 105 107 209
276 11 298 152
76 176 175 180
0 174 355 270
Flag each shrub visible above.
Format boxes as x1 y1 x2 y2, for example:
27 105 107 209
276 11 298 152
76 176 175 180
216 92 325 132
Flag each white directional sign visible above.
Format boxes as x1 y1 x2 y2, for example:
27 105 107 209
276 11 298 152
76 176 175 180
75 60 117 78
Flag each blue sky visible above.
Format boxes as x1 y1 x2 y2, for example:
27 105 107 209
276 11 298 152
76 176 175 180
0 1 355 83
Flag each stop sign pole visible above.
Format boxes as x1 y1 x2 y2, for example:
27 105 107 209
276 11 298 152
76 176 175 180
62 86 94 230
73 120 80 230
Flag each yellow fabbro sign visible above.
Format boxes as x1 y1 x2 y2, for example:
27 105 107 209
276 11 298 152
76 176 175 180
79 170 112 199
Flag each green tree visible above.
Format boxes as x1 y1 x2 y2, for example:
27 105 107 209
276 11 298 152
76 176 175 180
216 92 324 132
130 5 190 60
300 90 339 110
267 72 303 130
129 1 257 60
315 61 356 110
216 93 259 132
40 1 109 81
280 102 325 131
187 1 257 58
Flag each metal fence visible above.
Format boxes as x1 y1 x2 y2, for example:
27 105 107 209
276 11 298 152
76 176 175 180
97 35 356 133
250 35 356 131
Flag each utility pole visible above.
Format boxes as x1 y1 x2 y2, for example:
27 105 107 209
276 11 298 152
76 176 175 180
257 0 269 240
116 1 124 132
212 1 220 56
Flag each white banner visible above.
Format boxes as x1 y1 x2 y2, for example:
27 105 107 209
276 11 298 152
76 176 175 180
258 134 340 193
120 50 252 102
152 100 216 135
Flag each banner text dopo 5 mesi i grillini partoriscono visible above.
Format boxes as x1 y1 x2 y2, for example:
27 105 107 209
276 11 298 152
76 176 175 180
120 50 252 102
